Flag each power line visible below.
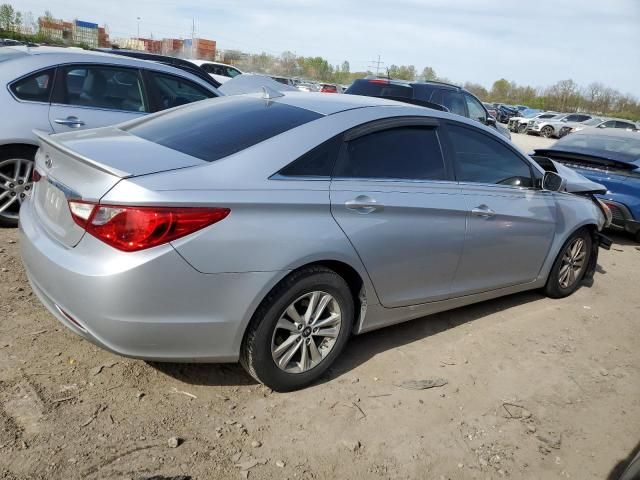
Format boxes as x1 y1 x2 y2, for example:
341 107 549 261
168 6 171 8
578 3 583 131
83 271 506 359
368 54 384 75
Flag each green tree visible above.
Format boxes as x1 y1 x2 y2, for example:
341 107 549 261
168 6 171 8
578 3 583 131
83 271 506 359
463 82 488 100
489 78 512 102
421 66 437 81
0 3 16 31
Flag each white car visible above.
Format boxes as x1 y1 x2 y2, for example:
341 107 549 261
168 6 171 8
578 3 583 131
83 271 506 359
568 118 638 134
186 60 242 84
0 46 221 226
508 111 559 133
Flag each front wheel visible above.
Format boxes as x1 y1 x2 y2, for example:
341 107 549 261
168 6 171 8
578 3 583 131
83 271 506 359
541 126 554 138
240 266 354 391
543 229 592 298
1 147 37 228
518 124 527 134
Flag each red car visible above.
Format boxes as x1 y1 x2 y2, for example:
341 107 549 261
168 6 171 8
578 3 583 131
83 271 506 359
320 83 338 93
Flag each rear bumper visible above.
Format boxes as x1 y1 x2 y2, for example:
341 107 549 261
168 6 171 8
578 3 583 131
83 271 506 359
601 200 640 236
19 199 286 362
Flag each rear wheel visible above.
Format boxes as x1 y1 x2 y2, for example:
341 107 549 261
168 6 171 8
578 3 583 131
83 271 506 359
240 266 354 391
543 229 592 298
541 126 554 138
0 146 36 228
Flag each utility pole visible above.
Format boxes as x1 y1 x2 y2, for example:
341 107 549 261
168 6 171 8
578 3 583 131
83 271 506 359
136 16 140 38
191 18 195 58
368 54 383 76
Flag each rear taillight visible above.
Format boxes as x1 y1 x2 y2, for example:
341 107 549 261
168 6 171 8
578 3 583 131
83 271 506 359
368 79 389 85
67 200 229 252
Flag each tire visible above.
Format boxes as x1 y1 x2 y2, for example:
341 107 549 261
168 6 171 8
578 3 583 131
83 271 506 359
0 146 37 228
635 230 640 244
518 124 527 134
543 229 592 299
240 266 354 391
541 126 554 138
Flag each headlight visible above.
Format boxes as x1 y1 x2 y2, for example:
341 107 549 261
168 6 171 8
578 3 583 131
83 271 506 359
595 198 613 228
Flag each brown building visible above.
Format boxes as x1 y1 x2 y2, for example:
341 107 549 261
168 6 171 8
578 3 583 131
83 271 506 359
138 38 162 53
162 38 184 55
192 38 216 60
98 27 109 48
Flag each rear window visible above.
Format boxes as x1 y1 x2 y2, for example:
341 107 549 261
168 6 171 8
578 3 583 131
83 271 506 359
346 80 413 99
126 96 322 162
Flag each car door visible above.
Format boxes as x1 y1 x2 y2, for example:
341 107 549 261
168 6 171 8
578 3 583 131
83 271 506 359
330 118 467 308
443 122 556 296
49 64 149 133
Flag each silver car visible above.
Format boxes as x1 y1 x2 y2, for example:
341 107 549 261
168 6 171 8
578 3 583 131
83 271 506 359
20 92 611 391
0 46 221 227
528 113 601 138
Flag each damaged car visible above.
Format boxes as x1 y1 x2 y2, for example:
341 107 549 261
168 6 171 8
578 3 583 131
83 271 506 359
20 91 611 391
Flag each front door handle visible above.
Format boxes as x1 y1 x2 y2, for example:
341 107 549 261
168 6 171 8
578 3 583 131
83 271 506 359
471 205 495 217
345 195 384 214
54 116 85 128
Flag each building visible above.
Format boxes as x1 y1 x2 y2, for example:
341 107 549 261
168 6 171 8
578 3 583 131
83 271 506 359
138 37 162 53
183 38 216 60
38 18 71 42
72 20 99 47
98 27 109 48
112 37 146 51
161 38 183 55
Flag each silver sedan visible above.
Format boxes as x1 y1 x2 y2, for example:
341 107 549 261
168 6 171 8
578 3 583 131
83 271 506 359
20 92 610 391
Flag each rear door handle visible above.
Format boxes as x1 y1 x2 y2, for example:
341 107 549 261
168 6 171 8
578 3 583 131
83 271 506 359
345 195 384 214
471 205 495 217
54 116 85 128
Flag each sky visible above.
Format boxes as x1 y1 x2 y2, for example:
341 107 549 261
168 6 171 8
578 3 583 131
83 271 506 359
16 0 640 96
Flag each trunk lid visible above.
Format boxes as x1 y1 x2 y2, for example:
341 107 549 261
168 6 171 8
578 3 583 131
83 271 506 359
32 128 205 247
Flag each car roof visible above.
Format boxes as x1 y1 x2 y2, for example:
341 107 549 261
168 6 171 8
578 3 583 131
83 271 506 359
187 59 238 68
571 128 640 139
0 46 219 91
271 91 419 115
356 77 461 91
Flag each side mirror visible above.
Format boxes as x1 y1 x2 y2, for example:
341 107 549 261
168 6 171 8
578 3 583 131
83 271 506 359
486 116 496 126
542 171 566 192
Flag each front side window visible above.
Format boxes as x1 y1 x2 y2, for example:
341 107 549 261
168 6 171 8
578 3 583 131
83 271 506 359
447 124 533 188
564 114 582 122
225 67 241 78
10 68 55 102
335 127 446 181
58 66 147 112
464 94 487 123
146 71 214 110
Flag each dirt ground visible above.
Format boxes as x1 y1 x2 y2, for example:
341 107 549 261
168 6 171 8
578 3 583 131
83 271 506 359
1 131 639 480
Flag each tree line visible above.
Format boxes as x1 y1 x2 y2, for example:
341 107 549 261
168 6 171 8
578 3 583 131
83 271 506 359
1 1 638 120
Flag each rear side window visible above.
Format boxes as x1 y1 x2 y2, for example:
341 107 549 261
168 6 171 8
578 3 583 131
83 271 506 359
345 80 413 99
126 96 322 162
447 124 533 187
432 89 466 116
279 137 342 177
10 68 55 102
335 127 446 181
146 71 214 110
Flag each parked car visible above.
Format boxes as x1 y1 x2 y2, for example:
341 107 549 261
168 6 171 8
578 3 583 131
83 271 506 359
495 104 520 123
528 113 601 139
270 76 298 87
319 83 339 93
185 60 242 85
0 46 221 226
96 49 222 88
346 77 511 139
482 102 498 119
20 91 610 391
534 129 640 242
297 82 320 92
0 38 24 47
508 110 556 133
560 117 638 137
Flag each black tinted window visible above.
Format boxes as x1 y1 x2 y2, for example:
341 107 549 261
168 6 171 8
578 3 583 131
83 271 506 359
336 127 446 180
10 68 55 102
279 137 341 177
345 80 413 99
564 114 581 122
432 90 466 116
448 124 532 187
127 96 322 163
146 71 213 110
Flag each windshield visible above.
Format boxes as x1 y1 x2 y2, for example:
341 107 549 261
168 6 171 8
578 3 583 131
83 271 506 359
522 109 541 118
555 133 640 162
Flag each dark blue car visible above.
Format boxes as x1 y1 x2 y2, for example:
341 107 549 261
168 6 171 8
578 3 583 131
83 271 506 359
534 129 640 242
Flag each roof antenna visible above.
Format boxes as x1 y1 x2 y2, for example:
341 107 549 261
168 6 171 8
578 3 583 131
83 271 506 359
262 85 284 100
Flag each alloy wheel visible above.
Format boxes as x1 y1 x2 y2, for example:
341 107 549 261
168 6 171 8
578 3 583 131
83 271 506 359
541 126 554 138
271 291 342 373
0 158 33 220
558 237 587 288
